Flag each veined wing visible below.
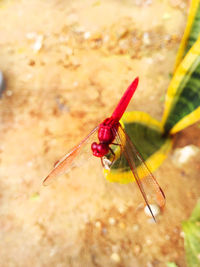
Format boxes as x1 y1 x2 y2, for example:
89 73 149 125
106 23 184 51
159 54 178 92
115 124 165 221
43 126 99 186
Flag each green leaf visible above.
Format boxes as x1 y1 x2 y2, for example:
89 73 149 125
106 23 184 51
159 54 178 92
104 111 172 184
185 2 200 56
108 121 166 171
188 200 200 222
182 201 200 267
123 122 165 162
162 36 200 134
164 57 200 132
174 0 200 70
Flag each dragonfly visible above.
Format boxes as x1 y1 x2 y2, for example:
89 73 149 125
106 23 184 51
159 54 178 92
43 77 165 221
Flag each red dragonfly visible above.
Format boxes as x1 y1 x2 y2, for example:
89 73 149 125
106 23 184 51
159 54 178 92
43 77 165 220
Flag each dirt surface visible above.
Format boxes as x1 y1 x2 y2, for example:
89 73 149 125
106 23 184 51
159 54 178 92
0 0 200 267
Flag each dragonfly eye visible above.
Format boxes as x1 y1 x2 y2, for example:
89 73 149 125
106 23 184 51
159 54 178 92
91 142 109 157
91 142 98 153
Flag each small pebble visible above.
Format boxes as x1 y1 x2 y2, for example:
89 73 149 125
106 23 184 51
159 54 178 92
133 244 142 255
132 224 139 231
135 0 152 6
84 31 91 40
26 32 37 39
145 0 152 5
83 214 89 223
66 47 73 56
149 95 155 101
25 74 33 81
180 231 185 238
27 161 33 167
165 234 170 240
172 145 200 165
135 0 142 6
101 227 107 235
108 217 116 225
118 204 126 214
110 252 121 263
146 237 152 245
49 247 57 257
73 81 79 87
157 53 165 61
59 35 69 43
173 227 179 233
6 90 13 97
164 35 171 41
111 245 120 253
71 57 80 68
146 57 153 64
180 2 186 9
95 221 102 228
55 97 69 112
67 13 78 25
144 204 160 217
143 32 150 45
27 32 43 52
103 34 110 43
32 35 43 52
74 25 85 33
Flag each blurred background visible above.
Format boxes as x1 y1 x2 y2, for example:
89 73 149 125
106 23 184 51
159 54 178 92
0 0 200 267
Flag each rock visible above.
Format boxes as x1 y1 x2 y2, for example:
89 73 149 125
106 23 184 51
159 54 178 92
84 31 91 40
172 145 200 165
108 217 116 225
32 35 43 52
142 32 151 45
132 224 139 231
133 244 142 255
144 204 160 217
110 252 121 263
95 221 102 228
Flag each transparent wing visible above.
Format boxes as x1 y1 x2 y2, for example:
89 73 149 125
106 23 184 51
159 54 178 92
113 124 165 221
43 126 99 186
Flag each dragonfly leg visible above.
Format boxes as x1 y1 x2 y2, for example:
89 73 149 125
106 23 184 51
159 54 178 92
108 143 123 167
111 142 122 157
111 142 120 146
101 147 116 169
109 142 123 168
101 143 122 169
109 147 116 163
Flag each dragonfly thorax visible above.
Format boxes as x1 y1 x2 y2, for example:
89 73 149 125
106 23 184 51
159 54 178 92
91 117 119 158
98 117 119 143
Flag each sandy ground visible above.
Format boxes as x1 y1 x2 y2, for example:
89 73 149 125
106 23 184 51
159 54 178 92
0 0 200 266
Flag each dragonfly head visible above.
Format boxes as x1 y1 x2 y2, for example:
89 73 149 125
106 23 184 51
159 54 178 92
91 142 109 157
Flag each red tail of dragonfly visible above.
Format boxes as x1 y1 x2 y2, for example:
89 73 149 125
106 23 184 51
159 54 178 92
43 77 165 221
